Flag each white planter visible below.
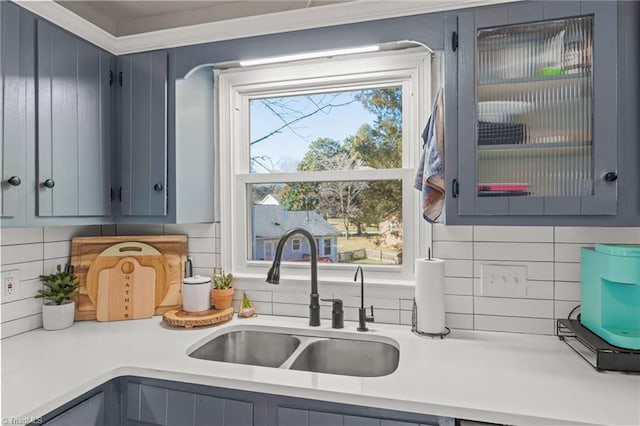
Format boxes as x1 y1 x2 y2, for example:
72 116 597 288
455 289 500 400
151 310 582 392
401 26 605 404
42 300 75 331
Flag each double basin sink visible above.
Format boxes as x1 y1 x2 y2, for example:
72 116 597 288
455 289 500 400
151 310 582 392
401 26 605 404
189 327 399 377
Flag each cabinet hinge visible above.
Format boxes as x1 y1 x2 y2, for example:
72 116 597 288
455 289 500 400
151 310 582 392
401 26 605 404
110 187 115 201
118 187 122 202
109 70 113 86
451 31 458 52
452 179 459 198
118 71 123 87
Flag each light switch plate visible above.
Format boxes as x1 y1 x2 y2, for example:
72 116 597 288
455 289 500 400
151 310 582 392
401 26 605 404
480 264 527 297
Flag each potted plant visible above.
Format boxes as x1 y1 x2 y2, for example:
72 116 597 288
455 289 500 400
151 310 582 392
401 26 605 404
36 265 79 331
211 270 234 310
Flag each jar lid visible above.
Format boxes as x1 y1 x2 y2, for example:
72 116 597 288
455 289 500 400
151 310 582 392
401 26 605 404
595 244 640 258
183 275 212 285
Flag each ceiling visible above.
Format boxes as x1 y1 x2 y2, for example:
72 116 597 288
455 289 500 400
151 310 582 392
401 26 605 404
56 1 351 36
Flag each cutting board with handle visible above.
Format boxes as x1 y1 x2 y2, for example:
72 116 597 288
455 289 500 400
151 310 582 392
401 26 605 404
96 257 156 321
71 235 187 321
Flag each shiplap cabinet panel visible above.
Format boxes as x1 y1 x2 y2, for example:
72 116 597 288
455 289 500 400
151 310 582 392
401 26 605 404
43 392 105 426
118 51 168 217
0 2 33 226
36 20 112 217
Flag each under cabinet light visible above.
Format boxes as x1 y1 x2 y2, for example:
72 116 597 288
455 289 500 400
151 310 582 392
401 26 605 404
238 45 380 67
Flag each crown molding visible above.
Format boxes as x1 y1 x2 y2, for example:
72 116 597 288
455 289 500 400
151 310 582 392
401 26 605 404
13 0 518 56
14 0 118 53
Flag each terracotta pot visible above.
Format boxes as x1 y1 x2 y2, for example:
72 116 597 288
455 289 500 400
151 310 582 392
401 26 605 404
42 300 75 331
211 287 234 310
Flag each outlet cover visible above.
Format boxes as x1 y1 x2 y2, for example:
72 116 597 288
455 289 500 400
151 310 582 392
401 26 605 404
1 269 20 302
480 264 527 297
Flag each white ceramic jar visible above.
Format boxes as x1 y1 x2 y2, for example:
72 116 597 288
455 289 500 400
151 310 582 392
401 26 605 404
182 276 212 312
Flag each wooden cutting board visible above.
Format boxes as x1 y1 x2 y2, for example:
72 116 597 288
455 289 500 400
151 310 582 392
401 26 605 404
96 257 156 321
71 235 187 321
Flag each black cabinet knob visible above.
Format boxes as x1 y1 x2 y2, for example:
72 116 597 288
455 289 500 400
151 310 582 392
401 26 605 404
153 183 163 192
604 172 618 182
43 179 55 188
7 176 21 187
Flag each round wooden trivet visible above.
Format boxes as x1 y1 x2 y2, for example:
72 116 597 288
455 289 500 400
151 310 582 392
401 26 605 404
162 307 234 328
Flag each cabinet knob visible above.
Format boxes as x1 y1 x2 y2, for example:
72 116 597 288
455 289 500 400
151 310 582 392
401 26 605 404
153 183 163 192
7 176 21 187
604 172 618 182
42 179 55 189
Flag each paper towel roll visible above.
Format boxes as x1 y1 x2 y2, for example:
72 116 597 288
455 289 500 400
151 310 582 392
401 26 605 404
414 258 446 334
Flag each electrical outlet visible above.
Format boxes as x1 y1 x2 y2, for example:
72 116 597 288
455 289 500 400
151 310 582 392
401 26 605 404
2 269 20 300
480 264 527 297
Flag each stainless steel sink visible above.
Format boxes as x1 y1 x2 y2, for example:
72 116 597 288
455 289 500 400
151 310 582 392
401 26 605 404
289 338 399 377
189 327 399 377
189 330 300 368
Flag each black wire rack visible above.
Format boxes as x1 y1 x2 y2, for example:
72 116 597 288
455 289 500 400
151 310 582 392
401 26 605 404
557 319 640 374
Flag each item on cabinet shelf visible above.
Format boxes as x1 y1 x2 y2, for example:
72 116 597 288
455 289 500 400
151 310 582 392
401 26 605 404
477 101 531 123
238 292 257 318
36 264 79 330
162 307 234 328
478 121 526 145
71 236 187 320
413 256 447 336
211 270 234 310
563 20 592 75
580 244 640 350
96 257 156 321
182 276 212 313
557 319 640 373
477 183 529 192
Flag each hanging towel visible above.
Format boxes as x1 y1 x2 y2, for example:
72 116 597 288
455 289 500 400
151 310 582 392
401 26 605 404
414 88 445 223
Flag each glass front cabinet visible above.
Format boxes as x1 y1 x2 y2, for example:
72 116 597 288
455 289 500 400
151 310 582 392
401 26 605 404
447 2 620 221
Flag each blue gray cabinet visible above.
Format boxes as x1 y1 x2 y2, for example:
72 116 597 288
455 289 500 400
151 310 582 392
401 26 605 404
36 20 112 217
117 51 168 218
444 1 639 225
0 2 33 227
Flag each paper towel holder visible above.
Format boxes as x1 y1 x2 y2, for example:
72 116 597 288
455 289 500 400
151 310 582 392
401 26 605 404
411 299 450 339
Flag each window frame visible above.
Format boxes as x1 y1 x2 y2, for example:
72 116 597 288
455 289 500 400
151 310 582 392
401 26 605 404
218 48 433 286
291 238 301 252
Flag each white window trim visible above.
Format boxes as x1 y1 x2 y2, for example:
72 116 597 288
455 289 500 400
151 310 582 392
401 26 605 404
218 48 433 287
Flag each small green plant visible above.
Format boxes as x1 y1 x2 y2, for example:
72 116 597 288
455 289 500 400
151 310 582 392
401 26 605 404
36 265 80 305
213 270 234 290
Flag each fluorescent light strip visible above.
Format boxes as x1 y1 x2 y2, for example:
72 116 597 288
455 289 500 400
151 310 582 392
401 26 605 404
239 45 380 67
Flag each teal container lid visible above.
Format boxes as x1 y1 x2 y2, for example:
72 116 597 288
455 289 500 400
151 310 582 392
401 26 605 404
595 243 640 257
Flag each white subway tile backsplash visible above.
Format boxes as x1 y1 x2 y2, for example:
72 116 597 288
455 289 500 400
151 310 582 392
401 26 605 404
555 227 640 244
474 315 555 335
43 258 71 274
372 308 400 325
1 314 42 339
1 228 43 246
554 300 581 320
555 243 592 263
1 243 43 265
555 281 581 301
475 297 554 319
272 303 308 318
444 259 473 278
400 310 412 326
474 226 553 243
1 298 43 323
445 313 474 330
7 260 43 281
432 224 472 241
445 277 473 295
555 262 581 282
164 223 216 238
0 278 42 304
115 224 164 235
188 253 216 269
232 289 272 303
192 268 214 277
399 299 413 311
445 295 473 314
187 238 215 253
473 278 553 300
43 225 102 242
474 242 553 262
433 241 472 260
43 241 71 260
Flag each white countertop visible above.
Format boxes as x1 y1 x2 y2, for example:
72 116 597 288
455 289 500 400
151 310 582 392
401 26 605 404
2 315 639 425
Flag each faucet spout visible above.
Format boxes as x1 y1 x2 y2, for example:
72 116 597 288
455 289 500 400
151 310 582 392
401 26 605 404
266 227 320 326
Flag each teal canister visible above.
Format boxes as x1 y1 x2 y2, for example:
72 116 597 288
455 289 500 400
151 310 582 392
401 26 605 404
580 244 640 349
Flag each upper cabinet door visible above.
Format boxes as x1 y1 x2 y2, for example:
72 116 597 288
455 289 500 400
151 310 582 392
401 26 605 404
37 20 112 217
455 2 618 217
118 51 168 217
0 2 33 225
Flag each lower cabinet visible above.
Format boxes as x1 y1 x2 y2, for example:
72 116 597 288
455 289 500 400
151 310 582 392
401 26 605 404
39 376 455 426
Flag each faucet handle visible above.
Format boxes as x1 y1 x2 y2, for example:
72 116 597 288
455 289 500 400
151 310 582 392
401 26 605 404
321 298 344 329
366 305 375 323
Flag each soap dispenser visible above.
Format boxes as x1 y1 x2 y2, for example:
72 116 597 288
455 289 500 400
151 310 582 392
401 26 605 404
321 298 344 329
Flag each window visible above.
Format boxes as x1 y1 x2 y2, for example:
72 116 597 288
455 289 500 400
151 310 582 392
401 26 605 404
219 47 432 283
